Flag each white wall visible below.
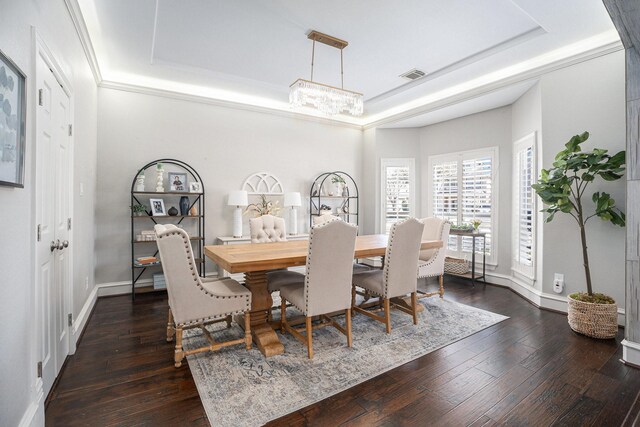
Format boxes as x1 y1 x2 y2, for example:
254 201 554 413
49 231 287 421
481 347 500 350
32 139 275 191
539 50 626 303
95 88 363 285
419 106 514 276
0 1 98 426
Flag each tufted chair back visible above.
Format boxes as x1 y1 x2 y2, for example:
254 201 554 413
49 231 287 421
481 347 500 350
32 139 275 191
249 215 287 243
419 217 450 262
312 214 341 226
304 220 358 317
154 224 250 325
383 218 425 298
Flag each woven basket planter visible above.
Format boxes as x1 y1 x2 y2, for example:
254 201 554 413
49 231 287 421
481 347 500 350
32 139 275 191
444 257 470 275
567 295 617 339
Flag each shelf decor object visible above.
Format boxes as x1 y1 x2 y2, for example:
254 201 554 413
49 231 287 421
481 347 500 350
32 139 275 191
289 30 363 117
284 192 302 235
309 171 359 228
130 159 205 300
228 190 248 238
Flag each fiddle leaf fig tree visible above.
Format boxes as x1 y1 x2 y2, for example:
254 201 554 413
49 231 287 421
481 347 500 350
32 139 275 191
531 132 625 297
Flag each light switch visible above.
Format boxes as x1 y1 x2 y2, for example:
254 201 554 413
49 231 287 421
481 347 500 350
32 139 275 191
79 182 84 196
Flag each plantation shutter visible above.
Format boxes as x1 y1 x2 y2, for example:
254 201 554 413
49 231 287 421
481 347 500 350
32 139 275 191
382 159 415 234
432 160 459 250
428 148 498 264
512 134 536 278
461 156 493 254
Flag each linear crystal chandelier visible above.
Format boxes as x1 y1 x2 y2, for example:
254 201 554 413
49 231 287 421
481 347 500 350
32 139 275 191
290 31 363 117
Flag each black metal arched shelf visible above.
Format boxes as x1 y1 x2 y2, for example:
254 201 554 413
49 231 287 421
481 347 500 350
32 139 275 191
309 171 359 227
130 159 205 301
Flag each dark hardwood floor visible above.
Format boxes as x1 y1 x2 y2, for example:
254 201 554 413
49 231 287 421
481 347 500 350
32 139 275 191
46 279 640 426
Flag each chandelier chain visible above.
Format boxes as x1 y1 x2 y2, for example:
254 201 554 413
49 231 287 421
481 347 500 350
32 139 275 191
310 39 316 82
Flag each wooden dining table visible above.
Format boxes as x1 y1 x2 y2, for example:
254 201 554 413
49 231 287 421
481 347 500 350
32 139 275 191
205 234 442 357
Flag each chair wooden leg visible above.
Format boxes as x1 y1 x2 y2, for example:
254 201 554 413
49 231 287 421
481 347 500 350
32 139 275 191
306 316 313 359
280 298 287 333
166 308 175 342
346 309 352 347
244 312 252 350
384 298 391 334
439 275 444 298
411 292 418 325
174 327 184 368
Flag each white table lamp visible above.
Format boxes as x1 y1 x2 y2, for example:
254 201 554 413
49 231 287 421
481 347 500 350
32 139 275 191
284 192 302 235
228 191 248 238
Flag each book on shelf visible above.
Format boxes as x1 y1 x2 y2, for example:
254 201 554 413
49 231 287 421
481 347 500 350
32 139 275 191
136 256 158 265
153 273 166 290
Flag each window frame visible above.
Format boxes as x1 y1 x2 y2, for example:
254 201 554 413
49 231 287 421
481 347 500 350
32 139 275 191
511 132 537 280
427 147 499 266
380 158 416 234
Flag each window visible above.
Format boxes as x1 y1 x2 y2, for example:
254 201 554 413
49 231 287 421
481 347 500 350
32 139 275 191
381 158 415 234
512 133 536 278
428 148 498 265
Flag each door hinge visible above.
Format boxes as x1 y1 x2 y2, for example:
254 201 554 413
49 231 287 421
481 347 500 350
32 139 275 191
37 361 42 378
68 313 73 327
67 218 71 230
38 89 43 106
37 224 41 242
68 124 72 136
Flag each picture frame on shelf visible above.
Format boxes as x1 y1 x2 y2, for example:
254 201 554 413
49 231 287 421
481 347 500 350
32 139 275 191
169 172 187 192
0 49 27 188
150 198 166 216
189 181 202 193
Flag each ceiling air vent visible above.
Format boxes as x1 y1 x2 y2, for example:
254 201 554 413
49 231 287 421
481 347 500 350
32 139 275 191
399 68 427 80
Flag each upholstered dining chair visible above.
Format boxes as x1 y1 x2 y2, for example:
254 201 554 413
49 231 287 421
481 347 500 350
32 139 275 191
312 214 372 274
154 224 252 367
417 217 451 299
249 214 305 319
279 219 358 359
351 218 425 333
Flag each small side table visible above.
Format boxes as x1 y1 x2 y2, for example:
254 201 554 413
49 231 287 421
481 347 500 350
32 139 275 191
447 230 487 286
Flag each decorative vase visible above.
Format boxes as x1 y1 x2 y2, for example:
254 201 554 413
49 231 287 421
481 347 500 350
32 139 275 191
135 174 145 192
190 205 198 216
567 294 617 339
168 206 178 216
342 185 349 197
180 196 189 216
155 167 164 192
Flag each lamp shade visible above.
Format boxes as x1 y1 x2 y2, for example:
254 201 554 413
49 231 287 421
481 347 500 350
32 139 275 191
284 192 302 207
228 190 248 207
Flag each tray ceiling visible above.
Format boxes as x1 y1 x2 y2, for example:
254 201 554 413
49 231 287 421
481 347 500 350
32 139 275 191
77 0 620 126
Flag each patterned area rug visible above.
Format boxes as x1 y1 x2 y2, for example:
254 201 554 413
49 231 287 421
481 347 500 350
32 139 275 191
184 298 508 426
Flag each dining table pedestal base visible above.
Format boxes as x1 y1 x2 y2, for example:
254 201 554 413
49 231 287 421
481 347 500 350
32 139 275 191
235 270 284 357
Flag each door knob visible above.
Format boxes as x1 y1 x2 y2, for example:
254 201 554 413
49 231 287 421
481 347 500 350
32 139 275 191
50 240 59 252
61 240 69 249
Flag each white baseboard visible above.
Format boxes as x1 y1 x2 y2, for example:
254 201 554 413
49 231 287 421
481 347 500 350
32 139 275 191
18 384 44 427
622 339 640 366
95 271 222 297
486 272 626 326
70 285 98 352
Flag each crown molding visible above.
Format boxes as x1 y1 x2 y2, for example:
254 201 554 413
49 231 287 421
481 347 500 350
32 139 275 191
98 80 364 130
64 0 102 84
361 36 624 129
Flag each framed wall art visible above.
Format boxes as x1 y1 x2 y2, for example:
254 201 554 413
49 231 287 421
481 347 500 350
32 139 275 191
0 49 26 188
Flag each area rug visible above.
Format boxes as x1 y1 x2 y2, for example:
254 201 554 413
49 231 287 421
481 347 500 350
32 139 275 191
184 298 508 426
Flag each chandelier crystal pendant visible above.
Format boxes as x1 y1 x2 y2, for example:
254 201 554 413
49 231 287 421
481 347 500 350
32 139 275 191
289 31 363 117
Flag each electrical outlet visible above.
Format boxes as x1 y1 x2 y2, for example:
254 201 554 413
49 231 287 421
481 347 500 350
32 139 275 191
85 276 89 290
553 273 564 294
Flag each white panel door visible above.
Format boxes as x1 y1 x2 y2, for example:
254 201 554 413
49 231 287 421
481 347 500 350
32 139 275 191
35 54 71 397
